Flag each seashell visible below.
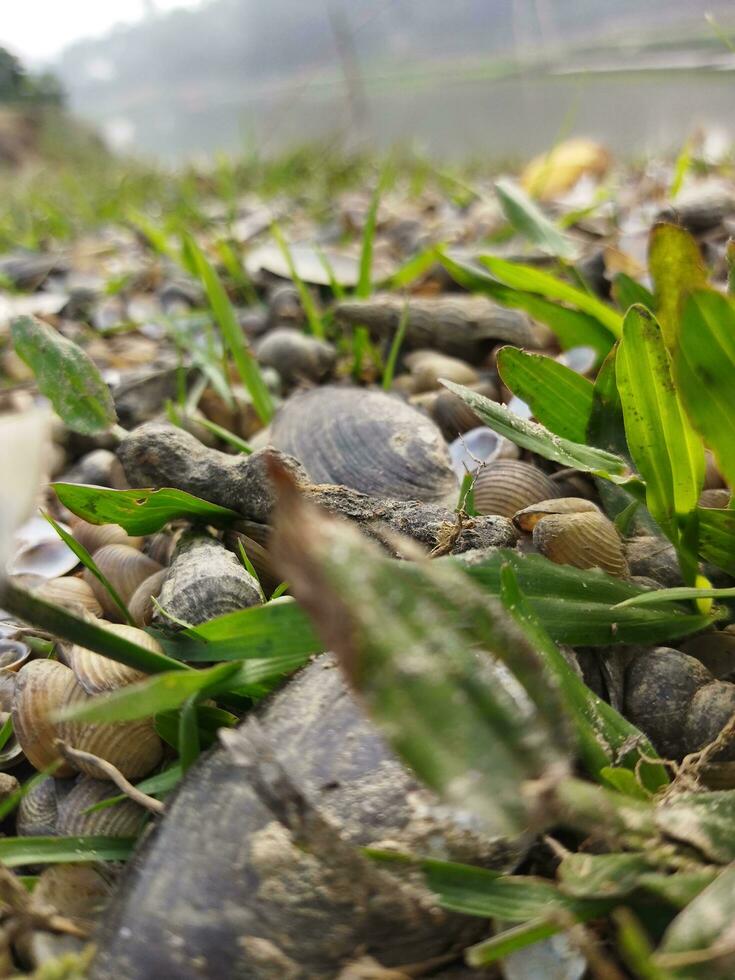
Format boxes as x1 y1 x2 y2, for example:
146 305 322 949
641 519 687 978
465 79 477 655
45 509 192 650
684 680 735 761
128 570 167 627
447 426 518 481
530 509 629 578
12 660 80 777
269 385 457 503
699 488 731 509
703 450 726 490
657 178 735 232
69 516 143 554
626 536 683 588
473 460 558 519
223 531 278 596
0 672 17 712
0 708 24 770
84 544 162 620
8 516 78 579
56 778 147 838
34 576 104 617
16 776 69 836
0 639 29 672
66 623 162 694
624 648 712 759
429 390 484 442
144 531 178 566
91 654 527 979
404 349 478 393
198 385 267 441
153 534 262 630
681 631 735 681
0 771 19 800
31 863 112 927
59 449 128 490
13 660 163 781
255 327 336 386
513 497 600 532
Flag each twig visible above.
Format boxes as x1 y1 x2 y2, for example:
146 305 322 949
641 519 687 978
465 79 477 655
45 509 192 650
55 741 165 815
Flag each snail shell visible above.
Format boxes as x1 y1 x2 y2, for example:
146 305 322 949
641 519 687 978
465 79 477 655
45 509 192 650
128 570 167 628
13 660 163 781
66 623 162 694
473 461 558 519
56 778 147 837
90 654 525 979
34 576 103 618
16 777 71 837
624 649 712 759
84 545 162 620
255 327 336 386
269 385 457 503
521 500 628 578
153 533 262 630
70 516 143 554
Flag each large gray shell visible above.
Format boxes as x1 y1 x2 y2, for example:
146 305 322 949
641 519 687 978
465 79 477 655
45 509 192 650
91 655 525 979
269 385 457 503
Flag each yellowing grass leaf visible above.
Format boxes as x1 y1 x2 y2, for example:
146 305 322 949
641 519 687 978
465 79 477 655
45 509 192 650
648 223 707 350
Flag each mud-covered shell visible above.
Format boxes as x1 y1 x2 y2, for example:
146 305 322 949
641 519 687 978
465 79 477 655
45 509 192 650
12 660 80 777
269 385 457 503
473 460 557 519
153 534 262 629
16 777 71 837
34 576 103 617
84 545 162 620
624 648 712 759
683 680 735 762
532 511 629 578
91 655 526 979
69 517 143 555
66 623 162 694
128 570 167 628
56 778 147 837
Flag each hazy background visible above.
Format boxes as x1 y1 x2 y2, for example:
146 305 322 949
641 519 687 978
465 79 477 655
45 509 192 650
4 0 735 163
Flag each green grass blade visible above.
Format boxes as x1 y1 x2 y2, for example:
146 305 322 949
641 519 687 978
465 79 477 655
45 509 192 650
356 169 386 298
183 233 274 423
271 223 325 338
381 299 409 390
0 836 135 868
494 178 576 259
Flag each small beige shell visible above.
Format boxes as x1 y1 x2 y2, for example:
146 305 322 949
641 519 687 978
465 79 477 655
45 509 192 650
84 545 162 620
66 622 162 694
513 497 600 533
699 488 731 509
0 639 30 672
12 660 79 777
35 576 103 617
128 570 167 628
405 349 479 393
473 460 558 519
531 510 629 578
30 863 113 930
70 516 143 555
56 777 147 838
145 531 178 566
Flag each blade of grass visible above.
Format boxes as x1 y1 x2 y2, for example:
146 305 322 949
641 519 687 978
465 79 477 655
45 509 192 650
356 168 387 298
271 223 325 338
0 836 135 868
381 299 409 390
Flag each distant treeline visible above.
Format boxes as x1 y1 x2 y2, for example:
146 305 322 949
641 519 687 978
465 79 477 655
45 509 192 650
0 47 64 107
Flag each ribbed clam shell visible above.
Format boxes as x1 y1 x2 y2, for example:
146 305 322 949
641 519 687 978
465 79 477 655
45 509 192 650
144 531 178 566
128 570 167 628
269 385 457 503
56 778 146 838
84 545 162 620
70 516 142 554
67 623 162 694
514 496 599 532
473 461 558 519
699 488 731 509
154 534 262 629
16 777 72 836
12 660 79 777
35 576 103 617
532 511 628 578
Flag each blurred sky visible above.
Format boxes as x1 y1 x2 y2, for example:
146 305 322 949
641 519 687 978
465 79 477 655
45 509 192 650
3 0 203 63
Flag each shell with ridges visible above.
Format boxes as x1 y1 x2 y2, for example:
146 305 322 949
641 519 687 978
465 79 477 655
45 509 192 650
153 533 262 629
12 661 79 777
69 516 143 555
128 570 167 628
66 623 162 694
16 777 69 837
34 576 103 617
56 778 147 837
473 460 558 519
83 544 162 620
531 510 629 578
269 385 457 503
513 496 599 532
